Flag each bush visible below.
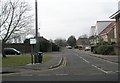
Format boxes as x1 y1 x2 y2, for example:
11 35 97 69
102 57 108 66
93 46 98 54
96 45 115 55
52 43 60 51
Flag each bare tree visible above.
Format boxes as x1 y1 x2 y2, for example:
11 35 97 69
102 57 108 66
67 35 76 47
0 0 33 57
54 38 67 47
79 34 88 38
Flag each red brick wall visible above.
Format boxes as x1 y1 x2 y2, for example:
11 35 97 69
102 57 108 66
115 16 120 55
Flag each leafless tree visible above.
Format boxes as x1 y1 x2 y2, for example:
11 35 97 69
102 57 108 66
79 34 88 38
0 0 33 57
67 36 76 47
54 38 67 47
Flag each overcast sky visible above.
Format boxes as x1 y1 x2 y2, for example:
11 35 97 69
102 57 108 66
26 0 119 40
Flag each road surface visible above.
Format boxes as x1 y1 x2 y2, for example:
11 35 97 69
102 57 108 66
2 49 118 82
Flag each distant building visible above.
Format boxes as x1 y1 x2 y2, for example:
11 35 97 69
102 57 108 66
89 26 96 45
76 38 90 49
6 29 39 43
7 33 27 43
90 26 96 37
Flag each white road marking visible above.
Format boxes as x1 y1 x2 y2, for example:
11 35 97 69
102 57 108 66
82 58 90 63
91 65 108 74
38 74 50 76
56 74 68 76
108 70 120 74
75 52 116 74
21 74 33 76
79 56 83 59
75 53 90 63
75 53 89 63
116 70 120 73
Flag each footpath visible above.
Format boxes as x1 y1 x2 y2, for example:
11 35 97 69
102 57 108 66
76 49 120 63
1 52 64 75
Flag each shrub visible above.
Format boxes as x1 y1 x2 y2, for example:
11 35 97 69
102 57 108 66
91 45 99 54
52 43 60 51
96 45 115 55
93 46 98 54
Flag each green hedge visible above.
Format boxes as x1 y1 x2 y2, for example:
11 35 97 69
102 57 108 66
95 45 115 55
52 43 60 51
92 46 98 54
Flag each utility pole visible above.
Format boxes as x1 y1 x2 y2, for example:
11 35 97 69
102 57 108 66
34 0 40 63
35 0 38 39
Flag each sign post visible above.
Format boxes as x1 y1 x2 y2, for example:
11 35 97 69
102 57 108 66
30 38 36 64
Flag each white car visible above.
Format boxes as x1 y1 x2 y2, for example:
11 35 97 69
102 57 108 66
66 46 72 49
85 46 91 51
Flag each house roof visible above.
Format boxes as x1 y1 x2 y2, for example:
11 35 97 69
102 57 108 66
110 10 120 19
96 21 115 35
37 36 49 43
96 21 115 22
99 22 116 35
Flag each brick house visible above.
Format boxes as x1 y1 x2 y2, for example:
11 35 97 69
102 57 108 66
110 1 120 55
95 21 114 35
94 21 115 44
99 22 116 44
76 38 90 49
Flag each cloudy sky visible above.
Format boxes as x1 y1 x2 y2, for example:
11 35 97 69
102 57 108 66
26 0 119 40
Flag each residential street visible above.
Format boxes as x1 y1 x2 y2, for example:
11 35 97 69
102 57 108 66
2 48 119 82
1 1 120 83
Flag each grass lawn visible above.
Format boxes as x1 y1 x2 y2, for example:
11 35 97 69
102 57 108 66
1 54 53 67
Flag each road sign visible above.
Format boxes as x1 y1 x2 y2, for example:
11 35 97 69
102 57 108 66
30 38 36 44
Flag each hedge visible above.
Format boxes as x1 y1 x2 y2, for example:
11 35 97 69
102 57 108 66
95 45 115 55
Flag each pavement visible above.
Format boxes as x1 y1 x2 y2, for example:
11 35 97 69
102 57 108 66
1 52 64 75
76 49 120 63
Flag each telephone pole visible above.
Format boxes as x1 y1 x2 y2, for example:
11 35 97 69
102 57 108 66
34 0 40 63
35 0 38 39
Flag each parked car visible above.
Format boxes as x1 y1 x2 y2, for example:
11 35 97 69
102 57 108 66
4 48 21 55
85 46 91 51
66 46 72 49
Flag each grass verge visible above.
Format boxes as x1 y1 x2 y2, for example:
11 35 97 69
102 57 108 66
1 54 53 67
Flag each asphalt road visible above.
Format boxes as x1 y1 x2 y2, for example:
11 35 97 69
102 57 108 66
2 49 119 82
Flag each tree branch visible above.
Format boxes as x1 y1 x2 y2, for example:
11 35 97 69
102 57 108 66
3 2 15 42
